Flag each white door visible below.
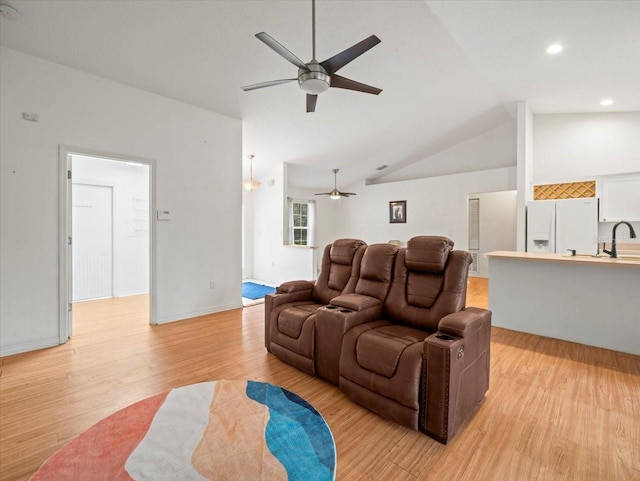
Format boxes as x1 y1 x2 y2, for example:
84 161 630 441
556 198 599 255
72 184 113 301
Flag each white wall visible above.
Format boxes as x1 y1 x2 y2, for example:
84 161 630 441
251 164 517 283
251 163 327 284
334 167 517 249
313 196 338 276
242 188 255 280
533 112 640 183
0 47 242 356
377 120 516 183
287 184 337 278
469 190 517 277
516 102 534 251
72 155 149 297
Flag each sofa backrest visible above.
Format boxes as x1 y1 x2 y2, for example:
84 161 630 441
352 243 399 302
312 238 367 304
383 236 471 331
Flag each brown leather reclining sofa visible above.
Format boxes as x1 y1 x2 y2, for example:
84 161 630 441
264 236 491 443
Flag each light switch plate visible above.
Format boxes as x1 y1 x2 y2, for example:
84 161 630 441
22 112 39 122
157 209 171 221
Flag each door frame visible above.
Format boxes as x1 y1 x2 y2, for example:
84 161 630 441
59 145 157 343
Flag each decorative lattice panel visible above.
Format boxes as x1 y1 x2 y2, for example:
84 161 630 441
533 181 596 200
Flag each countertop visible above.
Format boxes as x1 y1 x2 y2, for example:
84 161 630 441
486 251 640 268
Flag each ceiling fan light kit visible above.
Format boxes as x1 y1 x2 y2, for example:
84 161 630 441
241 0 382 112
298 61 330 94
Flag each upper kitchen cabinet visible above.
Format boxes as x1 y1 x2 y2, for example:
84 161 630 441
598 175 640 222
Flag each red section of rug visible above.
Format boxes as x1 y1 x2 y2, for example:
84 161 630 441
30 391 169 481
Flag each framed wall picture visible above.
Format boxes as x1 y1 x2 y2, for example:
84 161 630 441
389 200 406 223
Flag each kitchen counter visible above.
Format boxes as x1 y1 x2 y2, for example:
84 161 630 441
487 250 640 267
487 251 640 355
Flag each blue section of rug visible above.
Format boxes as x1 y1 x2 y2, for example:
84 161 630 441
246 381 335 481
242 282 276 300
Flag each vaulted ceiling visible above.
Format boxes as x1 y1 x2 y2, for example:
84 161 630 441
1 1 638 190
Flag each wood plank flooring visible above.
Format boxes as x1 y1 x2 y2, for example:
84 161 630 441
1 278 639 481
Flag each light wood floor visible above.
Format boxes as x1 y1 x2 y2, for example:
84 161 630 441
1 278 638 481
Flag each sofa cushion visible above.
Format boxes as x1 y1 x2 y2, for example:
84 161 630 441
407 271 444 308
356 325 429 378
314 239 367 304
327 263 352 291
330 238 367 265
278 303 322 339
405 236 453 273
355 244 398 300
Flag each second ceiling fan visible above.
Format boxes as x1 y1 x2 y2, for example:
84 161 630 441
241 0 382 112
315 169 356 199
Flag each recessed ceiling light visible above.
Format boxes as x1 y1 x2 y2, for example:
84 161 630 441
546 44 563 55
600 99 614 106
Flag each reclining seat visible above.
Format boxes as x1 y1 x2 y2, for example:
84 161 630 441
315 243 399 384
264 238 366 374
339 236 491 443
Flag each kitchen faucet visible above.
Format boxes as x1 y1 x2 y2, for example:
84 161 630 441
602 221 637 258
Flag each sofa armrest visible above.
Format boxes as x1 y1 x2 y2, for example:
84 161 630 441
438 307 491 339
331 293 381 312
278 280 314 294
422 307 492 443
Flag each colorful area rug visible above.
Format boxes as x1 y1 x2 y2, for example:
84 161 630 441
30 380 336 481
242 282 276 300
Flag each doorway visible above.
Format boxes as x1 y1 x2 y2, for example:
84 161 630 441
467 190 517 277
60 148 155 341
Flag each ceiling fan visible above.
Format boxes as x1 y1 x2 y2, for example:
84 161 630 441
315 169 356 199
241 0 382 112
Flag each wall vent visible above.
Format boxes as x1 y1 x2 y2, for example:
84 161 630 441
468 198 480 250
469 250 479 274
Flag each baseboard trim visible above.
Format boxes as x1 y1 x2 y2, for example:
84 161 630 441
115 290 150 298
153 302 243 325
1 336 61 357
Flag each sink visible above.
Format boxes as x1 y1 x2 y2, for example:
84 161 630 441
562 253 640 262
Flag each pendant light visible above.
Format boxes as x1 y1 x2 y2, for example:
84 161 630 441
243 154 260 191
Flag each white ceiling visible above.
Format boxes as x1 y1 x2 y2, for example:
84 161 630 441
1 0 638 190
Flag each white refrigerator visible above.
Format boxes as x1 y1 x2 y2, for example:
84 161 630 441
526 199 599 255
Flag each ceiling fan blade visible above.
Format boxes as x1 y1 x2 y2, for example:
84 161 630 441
255 32 308 70
341 192 357 196
330 75 382 95
320 35 381 75
241 79 296 91
307 94 318 112
314 192 331 196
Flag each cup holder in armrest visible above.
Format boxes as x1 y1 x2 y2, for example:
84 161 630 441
324 305 338 310
435 333 454 341
339 309 352 314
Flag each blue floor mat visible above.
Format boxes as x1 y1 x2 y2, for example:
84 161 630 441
242 282 276 300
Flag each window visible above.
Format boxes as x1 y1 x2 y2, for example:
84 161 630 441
288 198 316 246
292 201 308 245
